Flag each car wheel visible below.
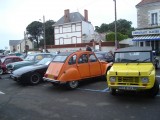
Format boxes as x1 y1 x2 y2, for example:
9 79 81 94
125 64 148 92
30 73 41 85
147 80 159 98
67 81 79 89
0 68 4 75
110 88 117 95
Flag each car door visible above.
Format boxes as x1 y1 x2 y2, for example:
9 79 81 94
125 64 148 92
77 54 90 78
88 53 101 76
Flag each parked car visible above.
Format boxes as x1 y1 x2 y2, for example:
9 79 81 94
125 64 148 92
0 56 23 74
10 57 55 85
43 51 111 89
7 53 54 73
95 51 114 63
107 47 159 97
0 55 6 59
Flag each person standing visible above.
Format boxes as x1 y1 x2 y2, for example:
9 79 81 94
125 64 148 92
86 45 92 51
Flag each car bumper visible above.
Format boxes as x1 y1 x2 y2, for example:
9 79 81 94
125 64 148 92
10 74 21 82
43 77 66 84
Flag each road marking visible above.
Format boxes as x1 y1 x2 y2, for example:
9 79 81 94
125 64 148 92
0 91 5 95
156 75 160 78
77 88 110 93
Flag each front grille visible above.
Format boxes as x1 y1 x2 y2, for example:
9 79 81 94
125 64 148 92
117 77 139 83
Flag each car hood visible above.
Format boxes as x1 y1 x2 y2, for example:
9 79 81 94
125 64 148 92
12 64 47 75
9 61 35 66
108 63 154 76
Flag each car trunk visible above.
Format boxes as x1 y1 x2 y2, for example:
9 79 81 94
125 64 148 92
45 62 64 80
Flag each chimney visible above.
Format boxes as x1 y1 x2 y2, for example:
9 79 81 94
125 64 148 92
64 9 70 23
84 9 88 21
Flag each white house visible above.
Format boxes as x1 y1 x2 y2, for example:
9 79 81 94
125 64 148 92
9 39 33 53
53 9 95 45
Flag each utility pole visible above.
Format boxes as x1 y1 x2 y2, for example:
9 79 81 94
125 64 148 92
43 15 46 52
24 31 26 53
113 0 118 50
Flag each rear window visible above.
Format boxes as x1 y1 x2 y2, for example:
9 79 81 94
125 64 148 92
52 55 68 62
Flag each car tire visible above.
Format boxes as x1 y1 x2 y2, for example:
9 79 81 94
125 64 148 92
110 88 117 95
67 81 79 89
30 73 41 85
147 80 159 98
0 68 3 75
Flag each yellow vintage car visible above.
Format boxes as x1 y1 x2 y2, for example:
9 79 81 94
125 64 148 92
107 47 159 97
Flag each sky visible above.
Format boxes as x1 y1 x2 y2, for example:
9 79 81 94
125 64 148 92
0 0 141 50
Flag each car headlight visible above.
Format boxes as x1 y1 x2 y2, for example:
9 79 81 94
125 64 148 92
110 76 116 82
141 77 149 83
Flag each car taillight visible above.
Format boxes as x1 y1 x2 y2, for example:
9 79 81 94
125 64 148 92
44 74 48 78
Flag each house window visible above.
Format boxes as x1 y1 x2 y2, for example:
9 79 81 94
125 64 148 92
72 24 76 32
140 42 143 47
146 41 150 46
151 13 158 25
59 26 63 33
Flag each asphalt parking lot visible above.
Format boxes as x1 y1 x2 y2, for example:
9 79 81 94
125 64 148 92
0 71 160 120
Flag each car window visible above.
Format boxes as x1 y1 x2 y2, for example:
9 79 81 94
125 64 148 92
13 58 21 62
68 55 76 65
24 55 34 61
89 54 97 62
5 58 13 64
78 54 88 64
44 54 52 58
53 55 68 63
36 55 43 60
115 51 151 63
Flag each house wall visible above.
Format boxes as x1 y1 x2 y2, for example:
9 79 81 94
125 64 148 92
82 21 94 42
137 2 160 28
54 22 82 45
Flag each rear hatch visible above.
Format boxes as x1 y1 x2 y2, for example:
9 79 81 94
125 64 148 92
45 62 64 80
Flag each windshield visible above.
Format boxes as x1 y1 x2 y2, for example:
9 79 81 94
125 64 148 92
37 58 52 65
52 55 68 63
115 51 151 63
24 55 35 61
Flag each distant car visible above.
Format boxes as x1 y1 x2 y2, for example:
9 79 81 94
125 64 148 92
7 53 54 73
0 56 23 74
95 51 114 63
43 51 111 89
0 55 6 59
10 57 55 85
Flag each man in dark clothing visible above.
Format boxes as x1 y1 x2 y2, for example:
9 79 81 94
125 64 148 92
86 45 92 51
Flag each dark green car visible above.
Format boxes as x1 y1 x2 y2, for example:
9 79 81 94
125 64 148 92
7 53 55 73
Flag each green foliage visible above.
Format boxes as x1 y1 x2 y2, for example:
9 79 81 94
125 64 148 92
26 21 43 48
95 19 134 39
106 32 128 41
26 20 56 48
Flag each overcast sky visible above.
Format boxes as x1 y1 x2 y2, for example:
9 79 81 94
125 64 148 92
0 0 141 50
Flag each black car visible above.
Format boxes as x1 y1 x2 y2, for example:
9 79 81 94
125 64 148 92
95 51 114 62
10 57 55 85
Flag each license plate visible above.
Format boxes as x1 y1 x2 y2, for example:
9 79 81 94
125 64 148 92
119 86 137 90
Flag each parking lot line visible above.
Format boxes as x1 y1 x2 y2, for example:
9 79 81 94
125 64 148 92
0 91 5 95
77 87 110 93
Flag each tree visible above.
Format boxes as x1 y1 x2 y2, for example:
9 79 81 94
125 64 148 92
106 32 128 41
26 21 43 48
39 20 55 46
95 19 134 38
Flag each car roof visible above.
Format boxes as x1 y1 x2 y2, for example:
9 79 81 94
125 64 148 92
115 47 152 53
57 50 93 56
2 56 22 59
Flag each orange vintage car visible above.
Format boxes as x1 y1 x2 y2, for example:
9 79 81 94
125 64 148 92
43 51 111 89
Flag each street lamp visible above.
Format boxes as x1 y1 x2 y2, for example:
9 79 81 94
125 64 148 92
113 0 118 49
